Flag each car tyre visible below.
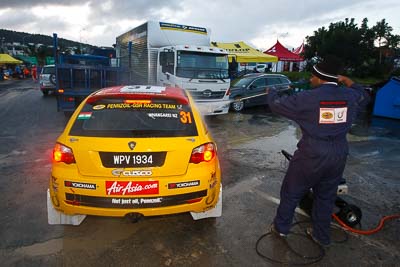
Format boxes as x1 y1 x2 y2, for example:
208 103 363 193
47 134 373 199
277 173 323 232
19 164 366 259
231 98 244 112
42 90 49 96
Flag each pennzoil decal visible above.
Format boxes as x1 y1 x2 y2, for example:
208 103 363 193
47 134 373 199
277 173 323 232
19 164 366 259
105 103 178 109
93 104 106 110
111 197 162 205
159 22 207 35
319 107 347 124
168 180 200 189
64 181 96 190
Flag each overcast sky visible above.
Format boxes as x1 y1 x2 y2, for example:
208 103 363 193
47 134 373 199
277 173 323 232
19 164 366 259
1 0 399 50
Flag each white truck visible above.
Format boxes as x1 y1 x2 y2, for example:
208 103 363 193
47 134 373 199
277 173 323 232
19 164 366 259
116 21 231 115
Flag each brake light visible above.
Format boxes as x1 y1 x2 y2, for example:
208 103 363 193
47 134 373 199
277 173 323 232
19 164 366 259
53 143 75 164
190 143 216 164
124 99 151 104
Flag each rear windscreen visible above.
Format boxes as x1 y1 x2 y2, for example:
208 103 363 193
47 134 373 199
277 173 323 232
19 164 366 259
69 98 198 137
42 67 55 74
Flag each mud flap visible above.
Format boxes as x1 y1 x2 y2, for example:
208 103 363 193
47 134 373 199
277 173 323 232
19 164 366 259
191 185 222 220
47 189 86 226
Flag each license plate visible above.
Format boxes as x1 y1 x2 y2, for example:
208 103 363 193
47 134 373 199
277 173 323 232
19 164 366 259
99 152 166 167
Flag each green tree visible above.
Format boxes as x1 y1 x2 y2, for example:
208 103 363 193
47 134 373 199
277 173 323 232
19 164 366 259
305 18 363 73
372 19 393 64
305 17 398 78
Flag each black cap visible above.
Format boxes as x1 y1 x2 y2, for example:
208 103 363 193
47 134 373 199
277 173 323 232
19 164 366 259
311 55 343 83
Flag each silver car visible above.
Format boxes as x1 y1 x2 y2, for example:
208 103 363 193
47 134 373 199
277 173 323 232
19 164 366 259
39 65 56 96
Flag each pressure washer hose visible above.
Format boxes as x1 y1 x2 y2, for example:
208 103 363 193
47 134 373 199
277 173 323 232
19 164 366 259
332 213 400 235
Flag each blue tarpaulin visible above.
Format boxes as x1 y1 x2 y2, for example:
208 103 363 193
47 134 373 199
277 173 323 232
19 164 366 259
373 77 400 119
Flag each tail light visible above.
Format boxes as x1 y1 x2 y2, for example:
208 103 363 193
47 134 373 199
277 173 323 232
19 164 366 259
225 88 231 96
190 142 216 164
53 143 75 164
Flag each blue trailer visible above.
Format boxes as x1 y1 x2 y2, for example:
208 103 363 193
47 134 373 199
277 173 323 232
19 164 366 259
53 34 123 114
55 55 123 114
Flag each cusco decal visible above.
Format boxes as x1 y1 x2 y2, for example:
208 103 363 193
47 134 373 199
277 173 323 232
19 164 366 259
168 180 200 189
77 112 92 120
319 107 347 124
64 181 96 190
106 181 159 195
112 169 152 176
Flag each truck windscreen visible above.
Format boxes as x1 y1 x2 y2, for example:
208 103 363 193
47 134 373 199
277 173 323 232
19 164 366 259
176 51 229 79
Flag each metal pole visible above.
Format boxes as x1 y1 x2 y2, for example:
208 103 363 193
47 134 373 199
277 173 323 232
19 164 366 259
0 37 4 53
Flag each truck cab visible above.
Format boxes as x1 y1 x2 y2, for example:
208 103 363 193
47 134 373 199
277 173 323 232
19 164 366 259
116 21 232 116
158 45 231 115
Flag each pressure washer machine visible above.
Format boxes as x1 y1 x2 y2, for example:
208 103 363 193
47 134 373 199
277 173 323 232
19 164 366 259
281 150 362 227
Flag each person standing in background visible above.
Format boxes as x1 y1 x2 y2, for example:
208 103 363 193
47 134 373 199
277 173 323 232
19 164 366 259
31 65 37 82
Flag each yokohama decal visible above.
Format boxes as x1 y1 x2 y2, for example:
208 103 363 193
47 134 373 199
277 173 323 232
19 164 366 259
106 181 159 195
64 181 96 190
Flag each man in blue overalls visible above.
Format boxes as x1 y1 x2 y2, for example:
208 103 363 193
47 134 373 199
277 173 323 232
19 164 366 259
267 56 370 246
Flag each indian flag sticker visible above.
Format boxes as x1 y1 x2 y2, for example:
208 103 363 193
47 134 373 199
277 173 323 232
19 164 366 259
78 112 92 120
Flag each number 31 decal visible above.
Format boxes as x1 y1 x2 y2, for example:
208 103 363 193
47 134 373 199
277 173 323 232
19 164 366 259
180 111 192 124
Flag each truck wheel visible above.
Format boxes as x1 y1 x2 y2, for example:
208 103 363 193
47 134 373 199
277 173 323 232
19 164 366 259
42 90 49 96
231 98 244 112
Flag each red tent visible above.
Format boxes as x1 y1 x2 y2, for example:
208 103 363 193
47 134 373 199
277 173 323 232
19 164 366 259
264 40 303 61
293 42 305 55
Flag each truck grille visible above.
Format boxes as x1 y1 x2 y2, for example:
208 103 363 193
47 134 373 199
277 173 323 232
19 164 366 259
188 90 226 100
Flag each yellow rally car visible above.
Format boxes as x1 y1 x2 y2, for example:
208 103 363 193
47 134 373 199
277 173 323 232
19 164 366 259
48 85 222 225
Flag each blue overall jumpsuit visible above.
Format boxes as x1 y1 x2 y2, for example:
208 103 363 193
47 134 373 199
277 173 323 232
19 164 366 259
267 82 370 245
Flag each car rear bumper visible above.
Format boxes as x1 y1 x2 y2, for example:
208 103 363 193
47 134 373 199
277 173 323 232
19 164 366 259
49 165 221 217
40 85 55 90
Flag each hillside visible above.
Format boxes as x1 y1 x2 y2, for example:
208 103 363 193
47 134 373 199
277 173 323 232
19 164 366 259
0 28 95 49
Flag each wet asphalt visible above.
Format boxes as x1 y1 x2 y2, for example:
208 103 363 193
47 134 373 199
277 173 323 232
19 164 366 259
0 79 399 266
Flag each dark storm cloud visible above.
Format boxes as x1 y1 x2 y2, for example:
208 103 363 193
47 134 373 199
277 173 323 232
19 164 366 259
0 0 398 47
0 8 69 34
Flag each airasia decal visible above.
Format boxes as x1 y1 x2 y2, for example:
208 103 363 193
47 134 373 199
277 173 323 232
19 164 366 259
106 181 159 195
